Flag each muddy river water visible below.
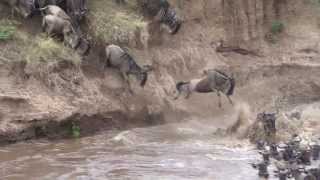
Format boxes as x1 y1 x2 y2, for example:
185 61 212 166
0 122 268 180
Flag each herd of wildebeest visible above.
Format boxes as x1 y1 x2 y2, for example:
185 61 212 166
251 112 320 180
1 0 236 106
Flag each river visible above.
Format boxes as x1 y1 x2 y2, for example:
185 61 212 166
0 122 265 180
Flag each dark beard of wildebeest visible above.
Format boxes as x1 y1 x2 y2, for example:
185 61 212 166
105 44 153 93
174 69 235 108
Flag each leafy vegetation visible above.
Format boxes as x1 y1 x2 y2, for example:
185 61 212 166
270 21 284 34
71 122 81 138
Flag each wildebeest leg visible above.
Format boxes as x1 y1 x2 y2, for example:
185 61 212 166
121 72 133 94
227 95 233 105
184 91 190 99
217 91 222 108
173 91 181 100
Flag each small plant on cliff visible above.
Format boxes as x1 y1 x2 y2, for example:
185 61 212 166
71 122 81 138
0 26 15 40
270 21 284 34
0 19 18 41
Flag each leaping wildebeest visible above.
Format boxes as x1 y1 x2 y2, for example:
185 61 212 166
174 69 235 107
105 44 153 93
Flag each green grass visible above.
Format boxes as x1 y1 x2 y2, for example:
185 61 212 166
0 19 18 41
88 0 146 44
71 122 81 138
24 36 81 65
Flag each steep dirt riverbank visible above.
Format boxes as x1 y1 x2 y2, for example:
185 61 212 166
1 0 320 144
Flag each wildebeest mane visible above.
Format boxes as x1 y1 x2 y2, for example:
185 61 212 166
120 52 148 87
212 69 229 79
140 72 148 87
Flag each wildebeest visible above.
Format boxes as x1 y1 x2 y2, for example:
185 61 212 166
40 5 71 20
138 0 182 34
42 14 80 49
66 0 87 23
38 0 87 27
2 0 37 18
174 69 235 107
105 44 153 93
257 112 276 138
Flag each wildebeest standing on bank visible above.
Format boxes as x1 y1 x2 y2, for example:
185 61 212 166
42 14 80 49
65 0 87 27
174 69 235 107
40 5 71 20
38 0 87 28
105 44 153 93
1 0 37 18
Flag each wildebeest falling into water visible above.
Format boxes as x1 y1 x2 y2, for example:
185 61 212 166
174 69 235 108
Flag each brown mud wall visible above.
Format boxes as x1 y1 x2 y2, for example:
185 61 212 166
1 0 320 144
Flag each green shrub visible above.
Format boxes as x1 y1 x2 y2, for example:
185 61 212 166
71 122 81 138
0 19 18 41
270 21 284 34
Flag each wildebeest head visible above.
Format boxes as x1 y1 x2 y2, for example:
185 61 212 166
161 8 182 35
226 76 235 96
63 25 80 49
67 0 87 21
14 0 35 18
170 19 182 35
176 81 189 92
